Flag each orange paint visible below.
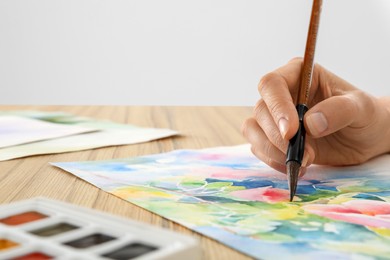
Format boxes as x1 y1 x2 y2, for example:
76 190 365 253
0 211 48 226
0 238 19 250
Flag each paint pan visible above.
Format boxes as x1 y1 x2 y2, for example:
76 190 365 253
0 239 19 251
12 252 53 260
102 242 158 259
29 222 79 237
64 233 115 248
0 197 201 259
0 211 48 226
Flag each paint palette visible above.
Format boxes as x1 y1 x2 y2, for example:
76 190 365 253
0 197 201 260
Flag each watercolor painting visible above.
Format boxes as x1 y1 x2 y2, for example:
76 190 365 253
0 115 96 148
0 111 177 161
53 145 390 259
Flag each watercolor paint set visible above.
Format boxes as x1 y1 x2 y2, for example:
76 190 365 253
0 197 201 260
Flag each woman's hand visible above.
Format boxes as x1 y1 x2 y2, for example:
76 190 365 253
242 58 390 174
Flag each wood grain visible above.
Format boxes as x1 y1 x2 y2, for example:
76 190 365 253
298 0 322 105
0 105 253 260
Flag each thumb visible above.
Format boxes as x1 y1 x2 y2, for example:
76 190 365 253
304 95 358 138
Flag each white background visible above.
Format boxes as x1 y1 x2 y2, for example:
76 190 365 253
1 0 389 106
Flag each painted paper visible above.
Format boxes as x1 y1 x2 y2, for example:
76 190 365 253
0 115 96 148
0 111 177 161
53 145 390 259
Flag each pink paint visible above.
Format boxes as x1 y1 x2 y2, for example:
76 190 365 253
343 200 390 215
303 204 361 214
198 154 227 160
303 200 390 229
191 167 256 179
378 214 390 220
190 168 256 180
229 187 290 203
206 168 283 180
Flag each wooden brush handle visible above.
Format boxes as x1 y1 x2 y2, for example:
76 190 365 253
298 0 323 105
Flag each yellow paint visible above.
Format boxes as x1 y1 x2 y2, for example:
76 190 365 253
112 186 180 201
369 227 390 237
261 204 301 220
327 195 352 204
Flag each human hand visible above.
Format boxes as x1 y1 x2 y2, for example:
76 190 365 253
242 58 390 174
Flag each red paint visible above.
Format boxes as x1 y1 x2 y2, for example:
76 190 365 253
0 211 48 226
230 187 290 203
13 252 53 260
262 188 290 202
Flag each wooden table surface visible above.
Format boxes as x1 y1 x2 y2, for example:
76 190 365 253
0 105 254 260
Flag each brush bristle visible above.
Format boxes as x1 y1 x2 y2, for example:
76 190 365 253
287 161 300 201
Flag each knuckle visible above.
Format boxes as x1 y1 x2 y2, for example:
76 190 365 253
257 76 289 120
342 94 359 116
250 145 260 158
354 91 376 116
288 57 303 64
258 72 280 94
267 99 285 118
251 144 279 170
264 157 273 168
241 118 252 137
253 100 267 120
274 133 287 151
262 139 273 158
268 127 287 152
251 143 271 166
313 62 322 73
353 155 367 165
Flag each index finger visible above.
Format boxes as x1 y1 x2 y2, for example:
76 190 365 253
257 58 303 140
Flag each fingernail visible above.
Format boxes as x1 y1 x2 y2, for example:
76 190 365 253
306 112 328 136
278 118 289 139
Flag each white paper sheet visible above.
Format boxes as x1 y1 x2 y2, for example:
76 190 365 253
0 115 97 148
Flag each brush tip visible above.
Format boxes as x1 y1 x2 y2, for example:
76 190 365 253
287 161 301 202
289 193 294 202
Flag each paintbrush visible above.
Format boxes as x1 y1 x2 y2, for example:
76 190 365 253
286 0 322 201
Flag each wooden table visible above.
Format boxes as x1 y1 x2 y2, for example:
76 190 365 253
0 105 254 260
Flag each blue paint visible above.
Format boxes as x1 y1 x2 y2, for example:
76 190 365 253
58 161 142 172
365 191 390 197
273 180 338 194
206 178 275 189
313 185 338 192
178 196 201 204
365 180 390 190
352 193 385 201
196 196 240 203
152 182 178 190
296 185 317 194
307 179 321 184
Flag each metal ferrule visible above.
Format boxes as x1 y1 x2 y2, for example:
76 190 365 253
286 104 308 165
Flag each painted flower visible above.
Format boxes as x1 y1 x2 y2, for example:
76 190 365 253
303 199 390 229
229 186 290 203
